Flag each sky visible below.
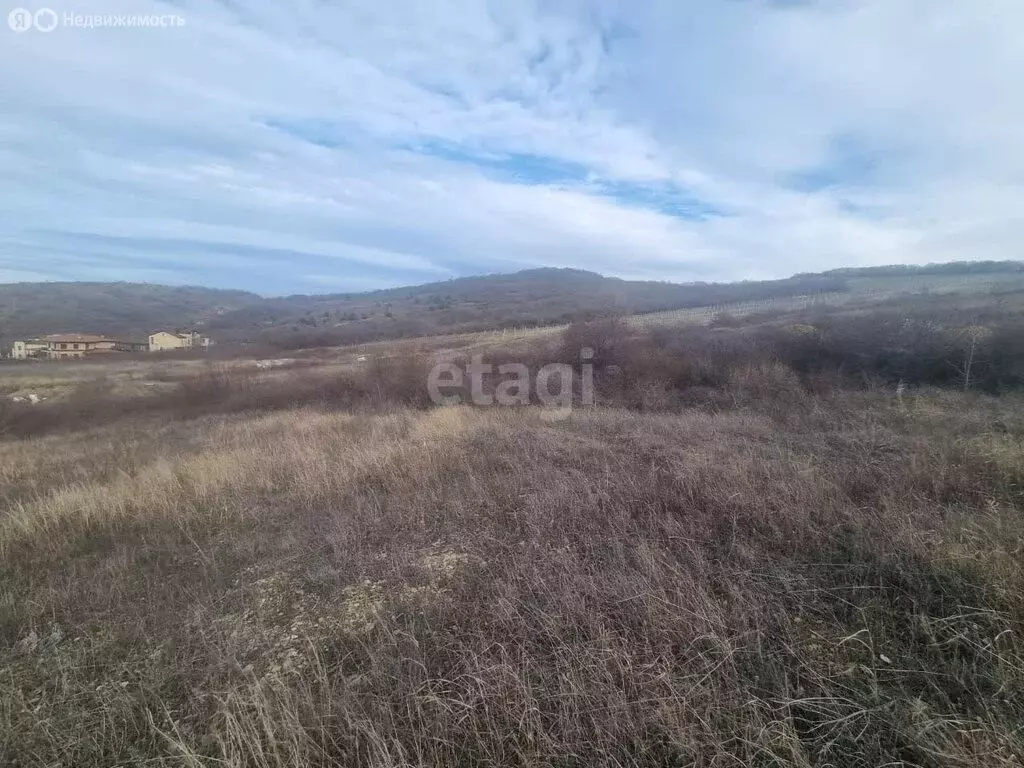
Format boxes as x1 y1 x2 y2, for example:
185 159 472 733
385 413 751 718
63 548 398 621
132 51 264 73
1 0 1022 296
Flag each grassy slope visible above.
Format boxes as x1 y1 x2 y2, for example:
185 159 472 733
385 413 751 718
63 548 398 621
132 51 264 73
632 270 1024 329
2 393 1023 766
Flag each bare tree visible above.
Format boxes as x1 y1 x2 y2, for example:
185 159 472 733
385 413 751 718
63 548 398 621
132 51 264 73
948 325 990 391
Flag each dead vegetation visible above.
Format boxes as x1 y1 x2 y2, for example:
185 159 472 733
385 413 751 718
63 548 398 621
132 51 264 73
1 304 1024 766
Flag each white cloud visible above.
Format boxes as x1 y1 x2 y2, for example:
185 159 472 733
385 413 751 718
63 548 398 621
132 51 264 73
0 0 1021 293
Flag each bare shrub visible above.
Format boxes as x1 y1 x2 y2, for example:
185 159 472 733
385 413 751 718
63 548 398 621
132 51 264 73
167 366 240 406
363 351 434 407
0 397 28 437
591 324 785 410
560 315 632 367
727 360 806 406
6 297 1024 444
708 310 743 328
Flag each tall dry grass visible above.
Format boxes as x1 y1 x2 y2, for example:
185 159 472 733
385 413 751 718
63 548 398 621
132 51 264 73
0 353 437 440
1 388 1023 766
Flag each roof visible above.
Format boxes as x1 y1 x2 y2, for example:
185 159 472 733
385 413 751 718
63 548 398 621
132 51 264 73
44 334 115 343
151 329 199 338
42 334 145 344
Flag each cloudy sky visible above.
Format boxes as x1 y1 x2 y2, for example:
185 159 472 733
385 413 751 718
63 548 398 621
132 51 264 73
1 1 1021 295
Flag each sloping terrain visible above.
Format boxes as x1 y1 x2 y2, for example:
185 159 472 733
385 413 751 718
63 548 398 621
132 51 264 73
3 261 1023 354
204 267 848 346
0 282 261 346
160 260 1024 347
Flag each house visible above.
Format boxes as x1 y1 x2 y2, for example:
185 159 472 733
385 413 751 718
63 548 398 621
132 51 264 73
42 334 147 359
12 334 147 359
148 330 213 352
11 339 50 359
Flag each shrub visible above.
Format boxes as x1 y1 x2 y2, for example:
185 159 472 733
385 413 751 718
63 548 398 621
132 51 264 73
560 315 632 368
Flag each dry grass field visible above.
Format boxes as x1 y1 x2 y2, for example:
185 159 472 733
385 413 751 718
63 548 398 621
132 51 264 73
2 303 1024 766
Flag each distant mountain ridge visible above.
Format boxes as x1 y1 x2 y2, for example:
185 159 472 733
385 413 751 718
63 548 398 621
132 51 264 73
3 261 1023 351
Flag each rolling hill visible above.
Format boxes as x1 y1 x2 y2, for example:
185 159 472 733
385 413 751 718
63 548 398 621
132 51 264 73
3 260 1023 352
0 283 261 347
202 267 850 347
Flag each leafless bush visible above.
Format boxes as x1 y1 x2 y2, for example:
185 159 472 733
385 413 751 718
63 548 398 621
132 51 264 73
7 295 1024 445
363 351 435 407
708 310 743 328
560 315 632 367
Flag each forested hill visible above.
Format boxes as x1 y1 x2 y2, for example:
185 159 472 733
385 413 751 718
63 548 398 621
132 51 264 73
0 282 260 345
811 260 1024 278
203 268 848 347
5 261 1023 351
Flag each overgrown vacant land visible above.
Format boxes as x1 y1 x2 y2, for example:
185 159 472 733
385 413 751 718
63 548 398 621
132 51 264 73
2 293 1024 766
